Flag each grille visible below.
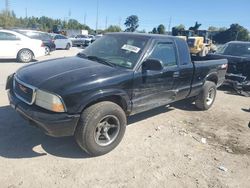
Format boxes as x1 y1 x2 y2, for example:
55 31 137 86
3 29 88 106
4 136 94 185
14 78 35 104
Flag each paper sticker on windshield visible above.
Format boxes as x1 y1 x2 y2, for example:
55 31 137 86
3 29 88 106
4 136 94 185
121 44 141 53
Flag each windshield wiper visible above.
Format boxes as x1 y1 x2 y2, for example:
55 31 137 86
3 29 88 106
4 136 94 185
86 56 115 67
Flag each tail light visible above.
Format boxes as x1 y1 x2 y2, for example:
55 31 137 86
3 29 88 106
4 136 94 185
41 42 45 47
221 63 228 69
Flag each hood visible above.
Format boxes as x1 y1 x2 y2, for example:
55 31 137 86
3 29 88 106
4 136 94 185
16 56 130 94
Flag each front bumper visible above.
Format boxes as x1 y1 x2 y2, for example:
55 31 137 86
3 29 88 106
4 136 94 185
7 90 80 137
72 40 91 46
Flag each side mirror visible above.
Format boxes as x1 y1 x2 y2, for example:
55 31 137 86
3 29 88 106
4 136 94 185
142 59 164 71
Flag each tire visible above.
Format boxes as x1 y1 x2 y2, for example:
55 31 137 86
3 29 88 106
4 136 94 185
195 81 217 110
65 43 71 50
199 47 209 57
44 46 50 55
75 101 127 156
17 49 33 63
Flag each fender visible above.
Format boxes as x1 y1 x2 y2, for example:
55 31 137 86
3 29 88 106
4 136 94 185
205 72 218 85
76 88 132 114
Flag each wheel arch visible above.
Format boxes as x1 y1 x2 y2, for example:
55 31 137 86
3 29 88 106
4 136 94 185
78 90 132 116
205 72 218 85
17 48 34 58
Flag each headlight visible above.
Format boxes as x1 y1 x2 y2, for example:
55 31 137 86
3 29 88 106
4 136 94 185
35 89 66 112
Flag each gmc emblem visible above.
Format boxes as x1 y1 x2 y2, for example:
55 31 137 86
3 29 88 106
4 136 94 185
19 84 28 93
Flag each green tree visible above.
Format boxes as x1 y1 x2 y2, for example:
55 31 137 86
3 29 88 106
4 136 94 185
124 15 139 32
0 10 17 28
105 25 122 32
152 27 157 34
172 24 185 36
208 26 218 31
138 29 146 33
157 24 166 34
214 24 250 44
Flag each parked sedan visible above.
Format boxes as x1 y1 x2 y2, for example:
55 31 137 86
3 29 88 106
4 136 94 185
70 35 92 47
0 29 45 63
15 29 56 55
51 34 72 50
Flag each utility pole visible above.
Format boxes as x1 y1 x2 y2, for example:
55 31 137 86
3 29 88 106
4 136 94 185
4 0 10 28
25 8 28 18
105 16 108 30
235 31 239 41
95 0 99 33
168 16 172 34
84 13 87 25
5 0 10 12
68 9 71 18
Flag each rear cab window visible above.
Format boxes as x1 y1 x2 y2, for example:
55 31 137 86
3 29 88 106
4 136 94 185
175 38 191 65
149 40 178 67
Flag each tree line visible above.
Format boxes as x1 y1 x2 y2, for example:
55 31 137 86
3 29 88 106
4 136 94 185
172 22 250 44
0 10 122 34
0 10 249 43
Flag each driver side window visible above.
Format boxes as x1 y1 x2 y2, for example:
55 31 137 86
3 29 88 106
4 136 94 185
149 42 177 67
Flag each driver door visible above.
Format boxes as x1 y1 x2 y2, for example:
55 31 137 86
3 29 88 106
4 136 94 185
132 41 179 114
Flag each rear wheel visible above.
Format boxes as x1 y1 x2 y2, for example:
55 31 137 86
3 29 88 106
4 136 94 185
17 49 33 63
75 101 127 156
195 81 217 110
44 46 50 55
65 43 71 50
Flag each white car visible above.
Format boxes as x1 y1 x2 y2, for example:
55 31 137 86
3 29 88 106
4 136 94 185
51 34 72 50
0 30 45 63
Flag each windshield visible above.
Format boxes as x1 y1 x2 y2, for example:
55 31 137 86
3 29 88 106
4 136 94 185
187 38 195 47
79 34 149 69
216 43 250 57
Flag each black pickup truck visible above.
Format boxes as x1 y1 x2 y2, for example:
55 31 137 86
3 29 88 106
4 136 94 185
6 33 228 156
207 41 250 93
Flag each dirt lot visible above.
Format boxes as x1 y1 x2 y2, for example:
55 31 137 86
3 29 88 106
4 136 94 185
0 49 249 188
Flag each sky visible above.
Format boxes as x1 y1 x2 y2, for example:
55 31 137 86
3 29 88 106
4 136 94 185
0 0 250 31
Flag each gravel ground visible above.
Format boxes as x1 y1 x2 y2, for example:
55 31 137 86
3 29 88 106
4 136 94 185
0 48 249 188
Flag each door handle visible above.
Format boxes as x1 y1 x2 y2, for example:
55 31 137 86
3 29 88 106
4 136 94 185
173 71 180 78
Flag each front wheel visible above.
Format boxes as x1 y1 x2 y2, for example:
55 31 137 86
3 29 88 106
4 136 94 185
195 81 217 110
75 101 127 156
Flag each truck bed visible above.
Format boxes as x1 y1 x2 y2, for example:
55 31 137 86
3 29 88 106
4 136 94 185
187 56 228 98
